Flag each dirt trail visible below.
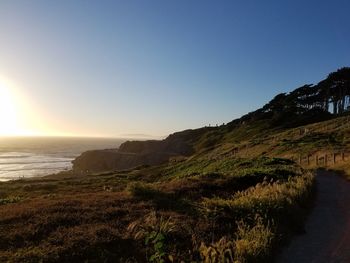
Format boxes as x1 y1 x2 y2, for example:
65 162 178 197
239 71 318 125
277 170 350 263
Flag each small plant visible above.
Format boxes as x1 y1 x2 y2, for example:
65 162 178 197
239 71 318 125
199 236 235 263
145 230 166 262
127 211 176 262
234 217 274 262
0 196 22 205
199 217 274 263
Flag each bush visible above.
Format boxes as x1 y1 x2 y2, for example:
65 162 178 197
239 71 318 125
199 217 274 263
0 196 22 205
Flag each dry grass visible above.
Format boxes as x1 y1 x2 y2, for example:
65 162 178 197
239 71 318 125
0 157 314 262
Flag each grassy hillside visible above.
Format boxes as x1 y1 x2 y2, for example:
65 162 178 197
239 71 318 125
2 68 350 262
72 68 350 175
0 157 313 262
2 114 350 262
193 115 350 173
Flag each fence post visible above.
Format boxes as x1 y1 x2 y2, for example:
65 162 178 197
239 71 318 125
324 154 327 167
316 155 318 166
333 153 336 164
342 152 345 161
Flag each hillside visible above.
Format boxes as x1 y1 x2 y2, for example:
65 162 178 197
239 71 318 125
0 67 350 262
0 157 314 262
73 67 350 174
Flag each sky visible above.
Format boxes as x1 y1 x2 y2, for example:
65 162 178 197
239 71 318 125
0 0 349 138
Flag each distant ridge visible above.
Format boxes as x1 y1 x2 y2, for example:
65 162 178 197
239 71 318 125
73 67 350 173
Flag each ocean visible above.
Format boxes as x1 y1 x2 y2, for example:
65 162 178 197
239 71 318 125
0 137 125 181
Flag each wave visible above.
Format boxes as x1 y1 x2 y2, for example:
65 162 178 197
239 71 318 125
0 155 31 159
0 160 72 165
0 166 69 172
0 152 33 158
0 137 125 180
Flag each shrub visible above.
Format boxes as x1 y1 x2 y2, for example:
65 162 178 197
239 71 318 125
127 211 177 262
199 217 274 263
0 196 22 205
234 217 274 262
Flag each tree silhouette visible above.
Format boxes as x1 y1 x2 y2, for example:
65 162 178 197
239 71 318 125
262 67 350 116
232 67 350 129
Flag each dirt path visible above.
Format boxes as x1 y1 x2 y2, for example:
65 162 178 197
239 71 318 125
277 170 350 263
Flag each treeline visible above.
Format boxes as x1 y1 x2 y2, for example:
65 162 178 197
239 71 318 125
227 67 350 129
263 67 350 115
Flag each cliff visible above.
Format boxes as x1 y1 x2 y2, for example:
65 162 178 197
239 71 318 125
73 67 350 173
72 127 211 172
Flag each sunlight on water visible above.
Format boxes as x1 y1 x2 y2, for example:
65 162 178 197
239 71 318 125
0 137 125 181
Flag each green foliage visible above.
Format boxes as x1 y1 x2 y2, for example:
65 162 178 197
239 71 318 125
127 211 176 262
0 196 22 205
163 157 300 181
0 157 314 262
280 132 345 152
128 182 195 214
145 231 166 262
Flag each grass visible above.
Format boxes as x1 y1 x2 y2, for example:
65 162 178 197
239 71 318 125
199 217 274 263
0 196 22 205
202 171 313 217
162 157 299 180
3 102 350 262
0 157 314 262
196 169 314 262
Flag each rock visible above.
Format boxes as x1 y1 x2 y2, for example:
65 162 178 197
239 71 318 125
72 128 206 173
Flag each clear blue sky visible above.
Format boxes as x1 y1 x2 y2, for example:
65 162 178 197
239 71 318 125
0 0 349 137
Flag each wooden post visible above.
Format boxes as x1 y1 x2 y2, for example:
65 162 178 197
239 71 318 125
316 155 318 166
333 153 336 164
324 154 327 167
342 152 345 161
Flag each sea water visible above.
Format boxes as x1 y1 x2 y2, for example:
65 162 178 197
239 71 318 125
0 137 125 181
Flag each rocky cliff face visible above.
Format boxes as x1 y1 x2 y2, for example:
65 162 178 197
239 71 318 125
72 128 208 173
72 149 175 172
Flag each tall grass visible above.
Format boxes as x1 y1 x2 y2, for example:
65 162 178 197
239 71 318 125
0 158 314 262
202 171 314 217
199 171 314 262
199 217 274 263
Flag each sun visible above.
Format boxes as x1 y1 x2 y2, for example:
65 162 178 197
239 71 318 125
0 80 22 136
0 77 58 137
0 77 80 137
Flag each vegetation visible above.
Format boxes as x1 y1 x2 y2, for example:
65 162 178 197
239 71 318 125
237 67 350 129
199 217 274 263
0 196 21 205
3 67 350 261
0 157 314 262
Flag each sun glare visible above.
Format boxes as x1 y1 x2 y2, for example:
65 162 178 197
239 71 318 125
0 77 44 136
0 80 23 136
0 77 70 137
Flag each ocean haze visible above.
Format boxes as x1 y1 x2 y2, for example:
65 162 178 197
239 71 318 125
0 136 125 181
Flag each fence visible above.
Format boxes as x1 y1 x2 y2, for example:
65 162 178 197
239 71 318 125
291 152 347 167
